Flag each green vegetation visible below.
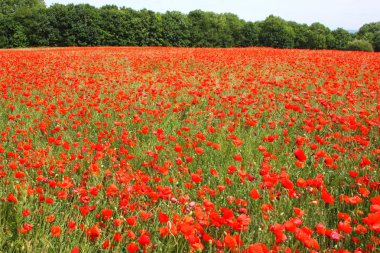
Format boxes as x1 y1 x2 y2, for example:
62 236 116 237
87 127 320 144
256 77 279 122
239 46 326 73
0 0 379 51
345 39 374 52
372 31 380 51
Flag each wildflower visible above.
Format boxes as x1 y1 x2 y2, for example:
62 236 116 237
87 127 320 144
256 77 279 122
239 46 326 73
51 225 61 237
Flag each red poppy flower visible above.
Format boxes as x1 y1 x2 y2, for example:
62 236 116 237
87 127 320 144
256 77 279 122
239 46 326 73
137 234 151 246
126 242 139 253
158 211 169 223
51 225 61 237
71 247 80 253
294 148 307 162
250 188 261 199
7 193 18 203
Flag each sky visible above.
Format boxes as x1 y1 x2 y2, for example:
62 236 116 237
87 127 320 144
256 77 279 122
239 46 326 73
44 0 380 30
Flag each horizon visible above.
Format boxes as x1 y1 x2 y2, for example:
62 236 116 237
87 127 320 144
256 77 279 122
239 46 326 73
44 0 380 31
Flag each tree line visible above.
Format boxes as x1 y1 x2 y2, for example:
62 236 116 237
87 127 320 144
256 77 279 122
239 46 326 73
1 0 379 51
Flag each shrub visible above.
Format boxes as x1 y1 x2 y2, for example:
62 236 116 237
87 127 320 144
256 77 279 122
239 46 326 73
345 39 374 52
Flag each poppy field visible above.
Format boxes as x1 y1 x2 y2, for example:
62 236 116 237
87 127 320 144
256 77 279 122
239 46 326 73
0 47 379 253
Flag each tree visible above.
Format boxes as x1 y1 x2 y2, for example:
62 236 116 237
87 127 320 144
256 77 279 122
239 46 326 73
98 5 124 46
259 15 295 48
357 22 380 42
188 10 221 47
240 21 260 47
0 0 45 16
331 28 352 50
345 39 374 52
68 4 101 46
306 22 331 49
357 22 380 50
0 2 376 50
288 22 310 49
0 15 12 47
161 11 190 47
47 4 74 46
0 0 46 47
138 9 162 46
47 4 101 47
11 24 28 47
219 13 244 47
371 31 380 52
11 6 54 46
0 18 28 48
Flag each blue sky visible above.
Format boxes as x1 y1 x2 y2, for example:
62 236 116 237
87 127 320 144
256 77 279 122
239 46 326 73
44 0 380 30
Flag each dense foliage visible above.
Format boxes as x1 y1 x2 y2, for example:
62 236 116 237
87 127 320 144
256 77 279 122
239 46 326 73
1 46 379 253
0 1 379 51
346 40 374 52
